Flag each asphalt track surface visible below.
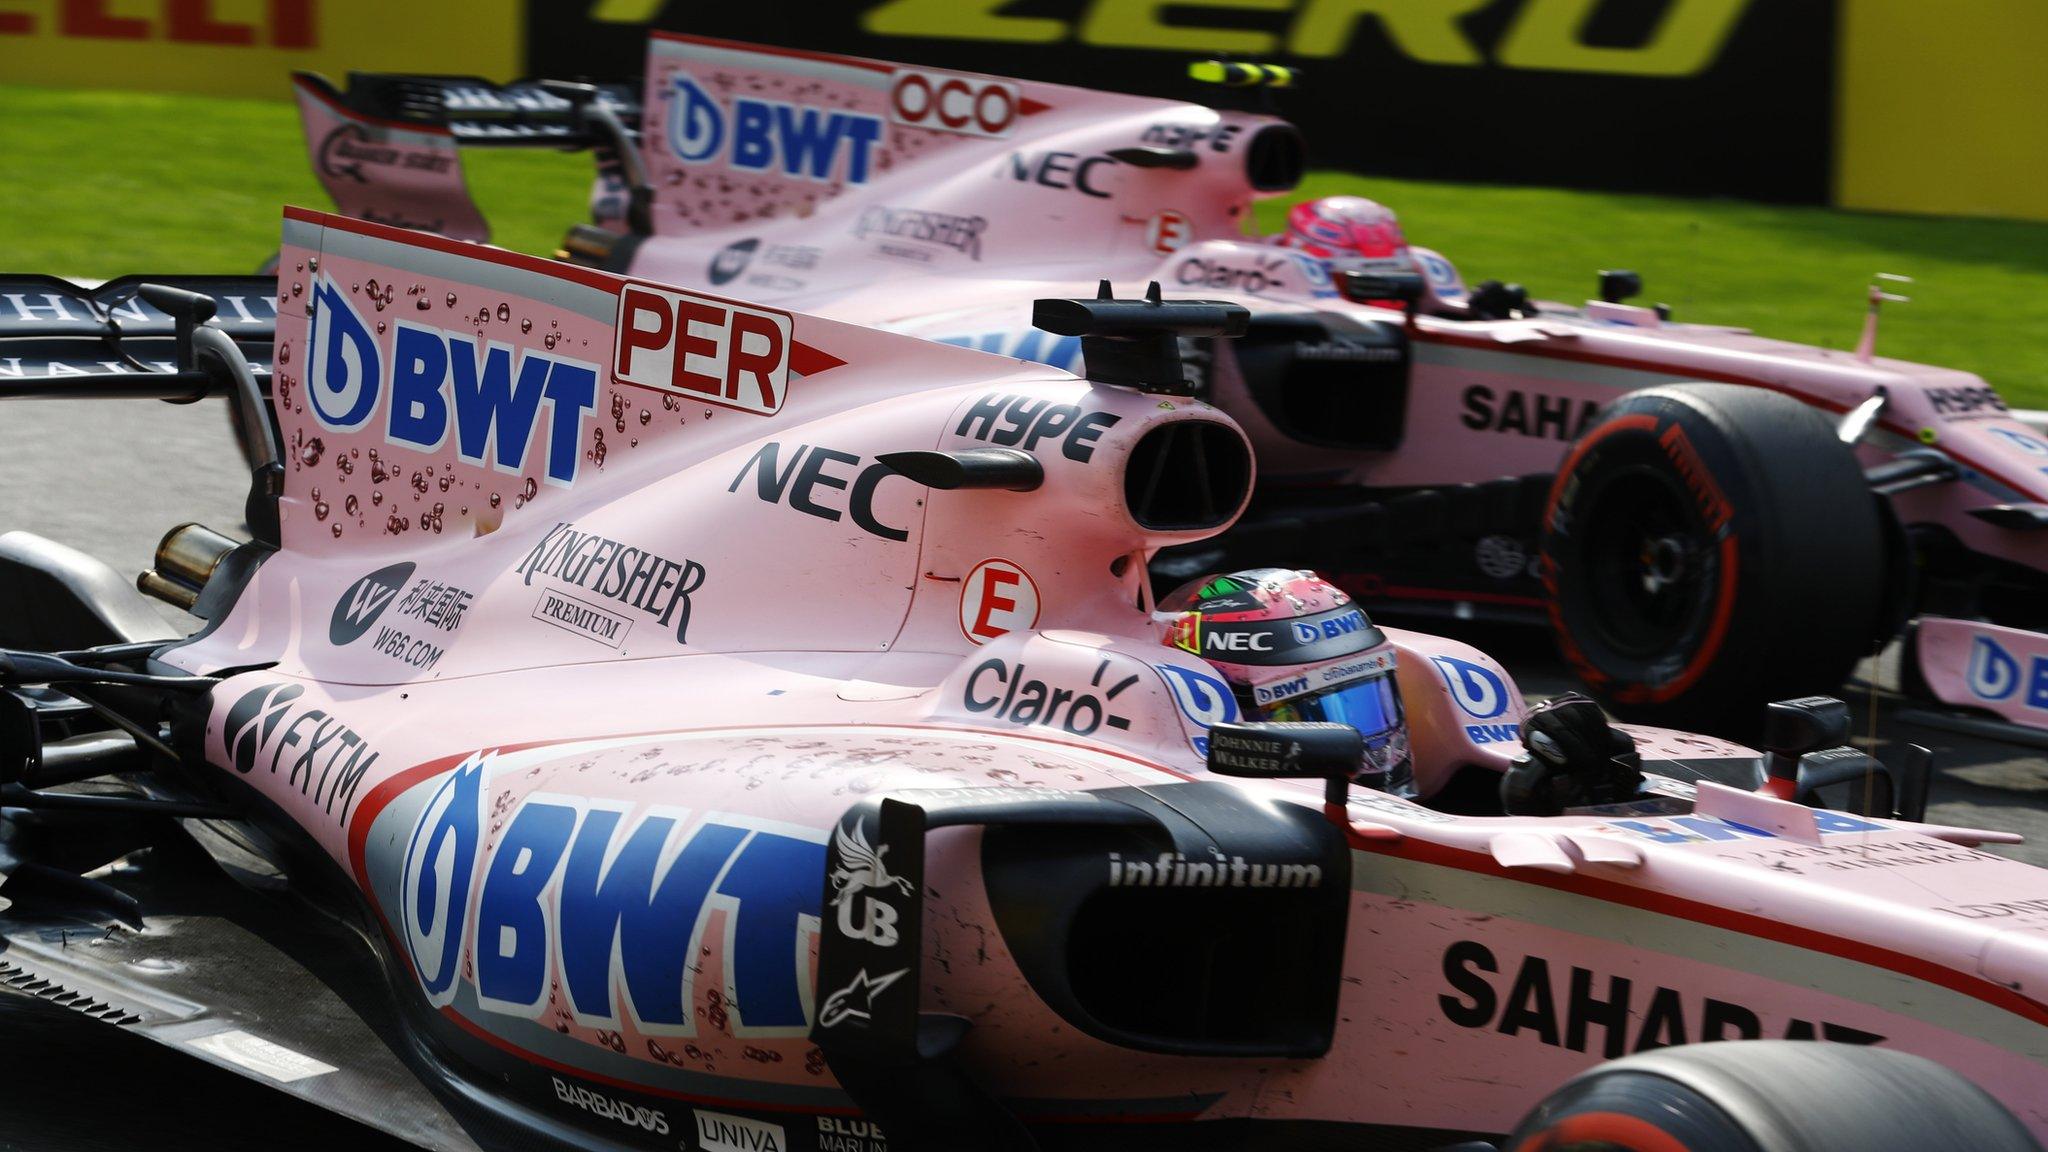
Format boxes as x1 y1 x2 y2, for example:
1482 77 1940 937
2 396 2046 1151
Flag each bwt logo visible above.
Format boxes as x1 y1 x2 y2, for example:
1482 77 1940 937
1254 675 1309 706
613 283 793 416
306 276 599 487
1967 634 2048 710
1988 427 2048 457
1466 722 1521 746
397 752 829 1033
1292 609 1367 644
1289 253 1337 296
1431 655 1510 719
932 329 1084 374
402 754 487 1005
1156 662 1241 756
667 70 886 185
1418 250 1466 300
1969 636 2020 701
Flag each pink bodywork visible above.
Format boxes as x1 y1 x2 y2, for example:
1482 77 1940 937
602 35 2048 525
154 207 2048 1140
1918 616 2048 728
292 31 2048 689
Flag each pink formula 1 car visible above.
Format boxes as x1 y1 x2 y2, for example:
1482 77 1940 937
265 34 2048 744
1 210 2047 1152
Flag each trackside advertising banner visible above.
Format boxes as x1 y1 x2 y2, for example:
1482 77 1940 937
0 1 519 98
6 1 2043 220
527 0 1839 205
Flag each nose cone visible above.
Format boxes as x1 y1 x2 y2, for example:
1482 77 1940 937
1982 924 2048 1005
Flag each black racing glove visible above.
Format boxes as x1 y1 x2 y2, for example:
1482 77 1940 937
1467 279 1538 320
1500 692 1643 816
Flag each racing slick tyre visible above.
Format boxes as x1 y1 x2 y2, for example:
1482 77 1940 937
1505 1040 2038 1152
1540 384 1885 737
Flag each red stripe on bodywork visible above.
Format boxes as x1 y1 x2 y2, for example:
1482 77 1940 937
1353 832 2048 1030
649 29 893 74
344 723 1205 1120
437 1007 864 1113
285 207 623 293
1418 329 2035 497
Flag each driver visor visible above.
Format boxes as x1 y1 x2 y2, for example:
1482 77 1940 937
1259 669 1401 739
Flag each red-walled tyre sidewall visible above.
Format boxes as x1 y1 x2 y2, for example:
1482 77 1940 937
1507 1042 2039 1152
1507 1071 1760 1152
1540 384 1885 737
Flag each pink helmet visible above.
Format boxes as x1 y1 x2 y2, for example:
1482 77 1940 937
1283 196 1407 261
1158 568 1411 793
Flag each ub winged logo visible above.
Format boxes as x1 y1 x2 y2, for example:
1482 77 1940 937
828 818 913 948
829 818 913 907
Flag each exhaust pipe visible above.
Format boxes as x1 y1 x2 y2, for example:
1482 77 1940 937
138 522 240 610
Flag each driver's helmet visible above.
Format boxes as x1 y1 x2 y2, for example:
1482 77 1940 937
1159 568 1412 794
1282 196 1409 264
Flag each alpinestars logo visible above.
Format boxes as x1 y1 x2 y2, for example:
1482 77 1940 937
818 967 907 1029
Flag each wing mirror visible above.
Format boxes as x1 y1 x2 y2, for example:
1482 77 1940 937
1758 696 1932 822
1336 269 1427 322
1206 721 1360 810
1597 269 1642 303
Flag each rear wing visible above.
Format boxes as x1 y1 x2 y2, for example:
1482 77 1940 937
0 275 284 543
291 72 644 242
0 275 276 390
296 34 1306 266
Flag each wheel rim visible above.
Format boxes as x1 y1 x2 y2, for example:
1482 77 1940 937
1514 1111 1698 1152
1577 463 1718 659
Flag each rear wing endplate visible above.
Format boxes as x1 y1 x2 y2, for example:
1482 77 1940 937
293 72 647 240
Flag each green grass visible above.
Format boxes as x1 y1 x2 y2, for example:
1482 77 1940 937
0 85 590 272
7 84 2048 405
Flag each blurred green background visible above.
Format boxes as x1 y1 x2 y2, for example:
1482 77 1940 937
5 83 2048 407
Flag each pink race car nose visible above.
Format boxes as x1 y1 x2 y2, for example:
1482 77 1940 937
1981 919 2048 1002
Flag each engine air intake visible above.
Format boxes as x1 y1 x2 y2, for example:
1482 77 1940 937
1125 420 1251 532
980 785 1350 1058
1245 124 1306 192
